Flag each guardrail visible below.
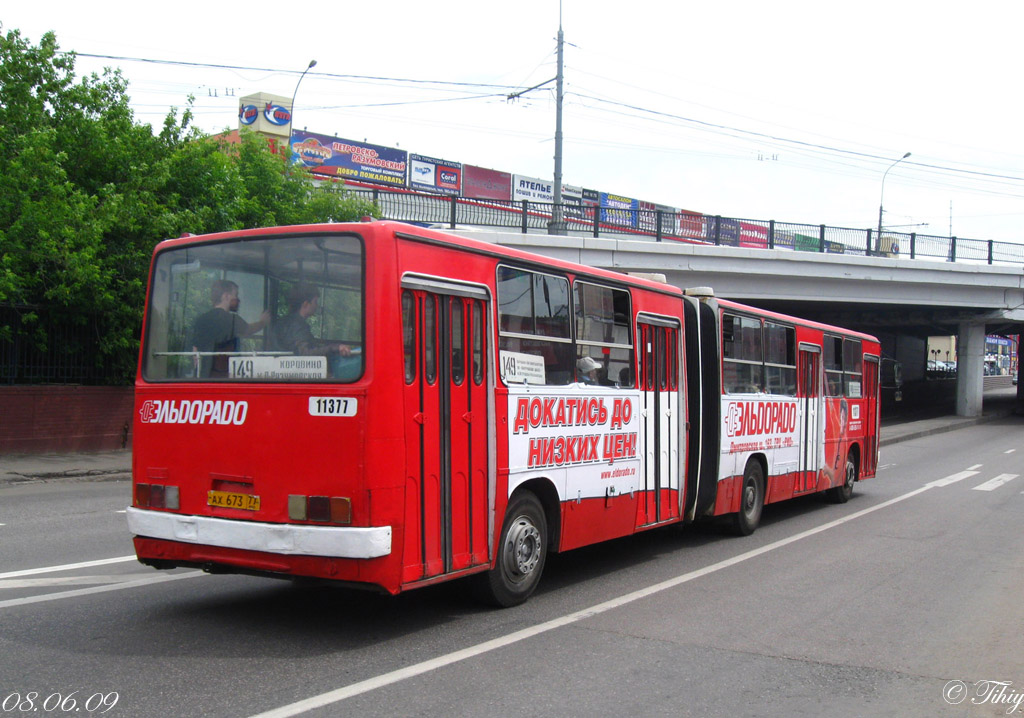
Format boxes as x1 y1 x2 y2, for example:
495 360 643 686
345 184 1024 266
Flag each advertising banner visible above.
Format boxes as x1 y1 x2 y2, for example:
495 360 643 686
561 183 598 220
600 192 639 228
774 231 795 249
291 130 407 187
409 154 462 196
513 175 554 203
706 217 741 246
674 210 706 241
463 165 512 200
720 397 800 482
638 201 657 233
739 221 769 248
507 389 641 502
636 201 676 234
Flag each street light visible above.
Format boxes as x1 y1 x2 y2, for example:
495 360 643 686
289 60 317 137
877 151 911 241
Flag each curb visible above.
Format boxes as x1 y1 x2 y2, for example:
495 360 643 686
879 410 1017 447
0 469 132 486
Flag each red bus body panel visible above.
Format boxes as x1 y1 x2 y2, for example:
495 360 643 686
130 221 881 597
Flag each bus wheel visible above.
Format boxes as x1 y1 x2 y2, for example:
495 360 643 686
826 455 856 504
731 460 765 536
477 491 547 608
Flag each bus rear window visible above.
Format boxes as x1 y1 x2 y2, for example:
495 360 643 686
142 233 363 383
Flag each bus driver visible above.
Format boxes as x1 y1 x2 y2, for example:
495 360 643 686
272 282 352 358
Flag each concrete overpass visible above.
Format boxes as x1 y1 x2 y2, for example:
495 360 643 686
453 228 1024 417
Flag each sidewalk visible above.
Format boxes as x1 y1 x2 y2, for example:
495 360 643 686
879 386 1020 446
0 449 132 484
0 390 1020 484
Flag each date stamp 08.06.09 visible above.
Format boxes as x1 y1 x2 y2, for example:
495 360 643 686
2 693 119 714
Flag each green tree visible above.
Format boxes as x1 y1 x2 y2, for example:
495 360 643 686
0 28 378 383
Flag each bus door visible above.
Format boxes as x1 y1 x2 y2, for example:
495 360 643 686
400 279 490 583
796 344 822 494
637 319 680 525
862 357 879 475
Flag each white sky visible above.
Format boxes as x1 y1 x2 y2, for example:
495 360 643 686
7 0 1024 242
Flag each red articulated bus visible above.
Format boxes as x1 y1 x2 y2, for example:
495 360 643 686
128 221 880 606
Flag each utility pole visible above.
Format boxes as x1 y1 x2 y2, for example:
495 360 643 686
506 5 566 235
548 7 565 235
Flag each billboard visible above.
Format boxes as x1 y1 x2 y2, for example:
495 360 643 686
637 201 677 234
738 221 769 248
563 185 599 222
675 210 706 241
409 154 462 196
600 192 638 228
793 233 845 254
707 217 741 246
462 165 512 200
513 175 554 203
291 130 407 187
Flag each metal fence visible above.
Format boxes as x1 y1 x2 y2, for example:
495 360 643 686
348 185 1024 266
0 306 127 385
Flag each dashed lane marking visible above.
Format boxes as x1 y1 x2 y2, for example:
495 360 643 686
973 474 1019 492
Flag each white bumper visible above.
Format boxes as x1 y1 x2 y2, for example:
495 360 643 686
126 507 392 559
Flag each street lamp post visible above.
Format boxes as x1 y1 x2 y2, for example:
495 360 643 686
877 151 911 242
289 60 317 138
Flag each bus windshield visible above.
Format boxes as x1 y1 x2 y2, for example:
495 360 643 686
142 233 363 383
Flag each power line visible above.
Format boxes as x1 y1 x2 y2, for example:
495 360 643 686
570 92 1024 185
68 52 517 92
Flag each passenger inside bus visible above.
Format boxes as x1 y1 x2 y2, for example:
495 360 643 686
577 355 601 384
191 279 270 378
271 282 354 363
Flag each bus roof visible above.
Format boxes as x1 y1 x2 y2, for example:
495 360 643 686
153 220 686 298
154 220 878 343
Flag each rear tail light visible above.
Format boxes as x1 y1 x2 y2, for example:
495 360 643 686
135 483 180 510
289 495 351 524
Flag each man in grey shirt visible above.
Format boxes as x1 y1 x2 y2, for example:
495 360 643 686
192 279 269 378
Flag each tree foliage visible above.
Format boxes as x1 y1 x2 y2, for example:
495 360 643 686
0 28 378 382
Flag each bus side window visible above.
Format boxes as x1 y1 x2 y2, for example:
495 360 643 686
496 266 573 385
402 291 416 384
424 294 437 384
451 298 464 386
472 301 484 386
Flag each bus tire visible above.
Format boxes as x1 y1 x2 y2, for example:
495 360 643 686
826 455 856 504
477 491 548 608
731 459 764 536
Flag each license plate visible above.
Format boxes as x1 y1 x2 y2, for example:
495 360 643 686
207 490 260 511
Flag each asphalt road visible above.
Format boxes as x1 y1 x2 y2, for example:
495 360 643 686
1 417 1022 718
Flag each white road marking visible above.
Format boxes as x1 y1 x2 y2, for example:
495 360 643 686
0 571 205 610
967 464 983 471
0 575 160 590
926 470 979 488
248 481 941 718
972 474 1019 492
1005 449 1016 455
0 556 137 580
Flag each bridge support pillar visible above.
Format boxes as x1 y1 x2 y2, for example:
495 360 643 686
956 321 985 417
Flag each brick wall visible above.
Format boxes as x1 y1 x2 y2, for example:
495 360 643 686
0 386 134 454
